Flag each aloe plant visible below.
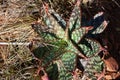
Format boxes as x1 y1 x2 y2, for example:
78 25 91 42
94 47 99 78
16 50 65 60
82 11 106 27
31 0 108 79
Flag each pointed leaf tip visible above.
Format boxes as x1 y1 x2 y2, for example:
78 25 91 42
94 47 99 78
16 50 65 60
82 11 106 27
94 12 104 19
103 20 109 27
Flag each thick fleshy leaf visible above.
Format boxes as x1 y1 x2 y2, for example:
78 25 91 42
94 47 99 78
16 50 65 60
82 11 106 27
69 0 81 30
31 23 59 41
46 63 59 80
88 12 108 34
50 10 66 30
78 38 101 57
71 26 93 43
59 41 76 72
79 38 93 50
58 68 73 80
44 11 65 39
71 27 86 43
61 52 76 72
56 60 73 80
83 56 103 80
92 20 108 34
32 39 68 67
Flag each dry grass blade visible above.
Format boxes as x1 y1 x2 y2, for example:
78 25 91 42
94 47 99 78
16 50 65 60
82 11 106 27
0 0 42 79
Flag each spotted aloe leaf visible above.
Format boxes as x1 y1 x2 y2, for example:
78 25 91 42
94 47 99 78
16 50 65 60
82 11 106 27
77 13 108 56
78 38 101 57
58 69 72 80
38 2 80 79
61 50 76 71
56 60 73 80
69 12 108 57
53 35 79 78
67 0 101 57
68 0 82 43
46 63 59 80
31 9 75 78
31 0 108 79
44 11 65 39
31 23 59 40
32 39 68 67
91 20 108 34
87 12 108 35
50 10 66 30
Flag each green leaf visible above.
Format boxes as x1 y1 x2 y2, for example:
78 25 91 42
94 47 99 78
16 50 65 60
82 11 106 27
46 63 59 80
50 11 66 30
71 27 86 43
83 56 103 80
61 52 76 72
31 24 58 41
79 38 93 50
32 39 68 67
56 60 73 80
31 1 108 79
78 38 101 57
69 1 81 30
44 12 65 39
